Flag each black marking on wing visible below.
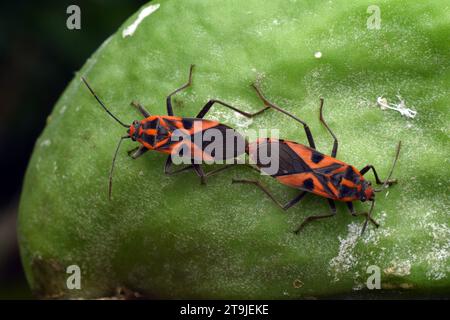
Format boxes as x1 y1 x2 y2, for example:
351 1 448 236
190 124 246 160
181 118 194 130
156 125 168 143
330 172 344 187
313 172 337 197
164 118 183 131
303 178 314 190
256 140 310 177
344 166 361 184
142 133 155 146
311 150 325 164
143 118 158 130
339 185 358 198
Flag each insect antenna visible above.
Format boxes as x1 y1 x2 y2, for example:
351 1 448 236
109 136 130 199
374 141 402 192
81 77 129 128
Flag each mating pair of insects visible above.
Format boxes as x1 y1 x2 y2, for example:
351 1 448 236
82 65 401 235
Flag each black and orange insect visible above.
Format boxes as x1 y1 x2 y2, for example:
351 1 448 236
233 84 401 234
81 65 269 198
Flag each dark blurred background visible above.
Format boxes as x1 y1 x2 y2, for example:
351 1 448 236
0 0 147 299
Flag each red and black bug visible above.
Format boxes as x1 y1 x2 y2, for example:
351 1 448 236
81 65 269 198
233 84 401 235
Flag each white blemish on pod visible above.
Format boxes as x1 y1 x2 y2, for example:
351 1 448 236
425 223 450 280
376 96 417 118
40 139 51 148
328 222 360 282
384 260 412 276
122 3 160 38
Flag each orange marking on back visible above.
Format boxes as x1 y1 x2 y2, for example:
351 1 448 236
138 140 154 150
154 137 170 149
144 129 157 135
191 120 221 133
341 179 357 188
140 115 159 123
331 165 347 174
326 181 339 197
276 172 338 200
158 118 168 129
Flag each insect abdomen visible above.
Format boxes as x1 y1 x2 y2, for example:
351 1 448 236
248 138 364 200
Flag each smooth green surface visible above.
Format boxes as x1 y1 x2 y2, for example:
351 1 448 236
19 0 449 298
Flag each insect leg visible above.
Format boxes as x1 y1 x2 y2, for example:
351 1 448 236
130 101 151 117
129 146 148 159
203 164 236 177
166 64 194 116
345 202 380 228
319 98 338 157
231 178 307 210
192 164 207 185
165 156 236 182
294 199 336 233
359 165 397 186
164 156 194 175
127 146 139 156
251 84 316 149
283 191 308 210
196 99 269 119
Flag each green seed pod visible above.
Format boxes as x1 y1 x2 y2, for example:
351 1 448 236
19 0 450 299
